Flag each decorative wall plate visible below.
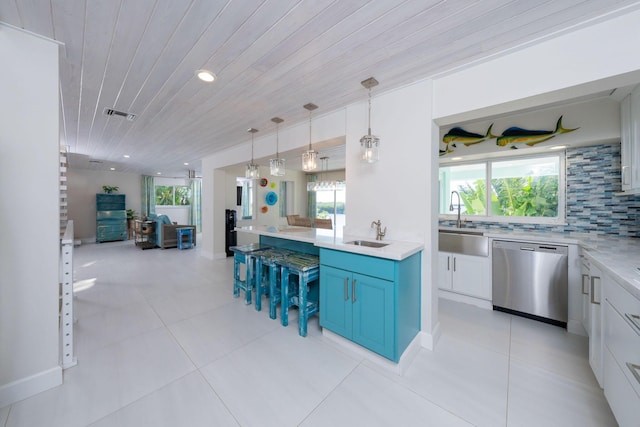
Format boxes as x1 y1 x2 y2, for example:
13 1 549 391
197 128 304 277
261 206 268 213
265 191 278 206
259 178 268 187
270 182 276 188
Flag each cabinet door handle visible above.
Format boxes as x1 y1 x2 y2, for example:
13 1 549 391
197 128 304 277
581 274 589 295
622 165 631 185
590 276 601 305
352 279 357 303
344 277 349 301
447 256 450 271
627 362 640 386
625 313 640 335
453 257 456 272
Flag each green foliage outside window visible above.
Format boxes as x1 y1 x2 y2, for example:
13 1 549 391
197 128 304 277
155 185 191 206
459 176 558 217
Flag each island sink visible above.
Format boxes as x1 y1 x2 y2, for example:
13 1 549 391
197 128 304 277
345 240 389 248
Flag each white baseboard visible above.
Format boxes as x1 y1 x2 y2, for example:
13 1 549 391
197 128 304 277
419 321 441 351
439 289 493 310
213 252 227 260
0 366 62 408
322 329 421 376
567 319 587 336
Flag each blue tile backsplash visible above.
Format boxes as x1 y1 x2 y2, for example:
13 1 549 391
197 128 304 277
439 143 640 238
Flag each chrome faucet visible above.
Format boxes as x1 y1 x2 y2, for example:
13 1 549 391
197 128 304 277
371 220 386 241
449 191 463 228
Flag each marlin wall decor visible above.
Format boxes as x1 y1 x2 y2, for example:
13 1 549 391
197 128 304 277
440 116 579 156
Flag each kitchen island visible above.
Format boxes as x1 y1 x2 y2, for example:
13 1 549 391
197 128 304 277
236 225 423 369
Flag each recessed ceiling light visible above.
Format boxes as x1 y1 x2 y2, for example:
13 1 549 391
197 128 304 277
451 156 463 161
184 162 189 166
110 167 115 171
156 172 162 175
549 145 567 150
123 154 130 158
196 69 216 82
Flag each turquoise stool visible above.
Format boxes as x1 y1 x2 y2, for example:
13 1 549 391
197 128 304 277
279 253 320 337
176 227 194 250
229 243 271 305
254 248 294 313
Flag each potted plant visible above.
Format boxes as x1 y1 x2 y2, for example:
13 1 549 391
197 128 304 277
126 209 137 239
102 185 119 194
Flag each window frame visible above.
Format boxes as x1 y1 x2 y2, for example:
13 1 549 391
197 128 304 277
154 184 191 207
439 152 566 225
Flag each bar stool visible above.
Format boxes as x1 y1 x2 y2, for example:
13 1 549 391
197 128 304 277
253 248 294 313
176 227 194 250
279 253 320 337
229 243 270 305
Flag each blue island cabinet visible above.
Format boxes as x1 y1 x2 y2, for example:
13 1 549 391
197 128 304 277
319 248 421 362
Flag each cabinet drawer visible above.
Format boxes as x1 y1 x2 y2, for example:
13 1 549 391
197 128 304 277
606 276 640 324
604 346 640 426
320 249 394 281
605 299 640 397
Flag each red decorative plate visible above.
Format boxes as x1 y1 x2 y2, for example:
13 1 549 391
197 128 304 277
259 178 268 187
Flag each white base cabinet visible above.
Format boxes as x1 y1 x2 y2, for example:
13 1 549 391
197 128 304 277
588 262 604 388
603 274 640 426
438 252 490 300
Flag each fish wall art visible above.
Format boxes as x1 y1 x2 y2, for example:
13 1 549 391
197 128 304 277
440 116 579 156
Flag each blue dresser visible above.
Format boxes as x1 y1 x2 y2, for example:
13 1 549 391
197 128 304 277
96 194 127 242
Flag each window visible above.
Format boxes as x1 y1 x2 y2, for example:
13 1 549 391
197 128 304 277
155 185 191 206
439 154 564 223
237 178 254 220
309 186 346 231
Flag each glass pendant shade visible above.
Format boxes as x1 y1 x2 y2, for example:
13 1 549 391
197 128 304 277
302 103 318 171
270 158 285 176
360 77 380 164
302 149 317 171
270 117 285 176
245 162 259 179
360 133 380 163
245 127 259 179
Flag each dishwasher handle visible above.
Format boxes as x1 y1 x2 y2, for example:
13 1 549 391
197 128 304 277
520 246 536 251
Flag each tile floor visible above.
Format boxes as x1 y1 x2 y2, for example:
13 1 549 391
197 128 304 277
1 240 618 426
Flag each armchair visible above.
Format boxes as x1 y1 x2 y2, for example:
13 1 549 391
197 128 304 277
147 214 197 249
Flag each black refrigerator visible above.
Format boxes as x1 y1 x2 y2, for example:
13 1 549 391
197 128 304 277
225 209 237 256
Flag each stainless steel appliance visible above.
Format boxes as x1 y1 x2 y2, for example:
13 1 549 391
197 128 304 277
492 240 568 327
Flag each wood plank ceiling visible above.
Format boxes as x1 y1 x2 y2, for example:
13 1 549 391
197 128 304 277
2 0 640 176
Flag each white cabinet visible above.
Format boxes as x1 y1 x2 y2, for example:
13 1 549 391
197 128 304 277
588 261 604 388
603 275 640 426
620 85 640 193
580 255 591 336
438 252 491 300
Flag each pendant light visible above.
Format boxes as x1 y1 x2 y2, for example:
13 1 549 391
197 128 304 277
270 117 285 176
360 77 380 163
302 103 318 171
245 127 259 179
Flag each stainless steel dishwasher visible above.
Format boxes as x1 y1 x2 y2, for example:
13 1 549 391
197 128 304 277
492 240 568 327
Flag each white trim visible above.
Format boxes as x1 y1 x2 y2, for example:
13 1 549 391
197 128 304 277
321 329 421 376
439 289 493 310
0 366 62 408
419 322 441 351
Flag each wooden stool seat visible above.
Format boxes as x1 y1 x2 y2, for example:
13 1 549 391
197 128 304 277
253 248 295 313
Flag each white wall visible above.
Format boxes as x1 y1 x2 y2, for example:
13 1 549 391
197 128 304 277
433 8 640 124
0 25 62 406
67 168 142 242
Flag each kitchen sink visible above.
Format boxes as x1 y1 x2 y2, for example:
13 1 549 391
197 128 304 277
438 230 488 256
345 240 389 248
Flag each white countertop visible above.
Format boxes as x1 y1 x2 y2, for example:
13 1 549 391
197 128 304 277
236 225 423 261
439 226 640 300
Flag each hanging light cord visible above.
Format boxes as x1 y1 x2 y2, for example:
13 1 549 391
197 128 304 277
275 122 280 157
367 88 372 136
251 133 254 162
308 111 313 150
